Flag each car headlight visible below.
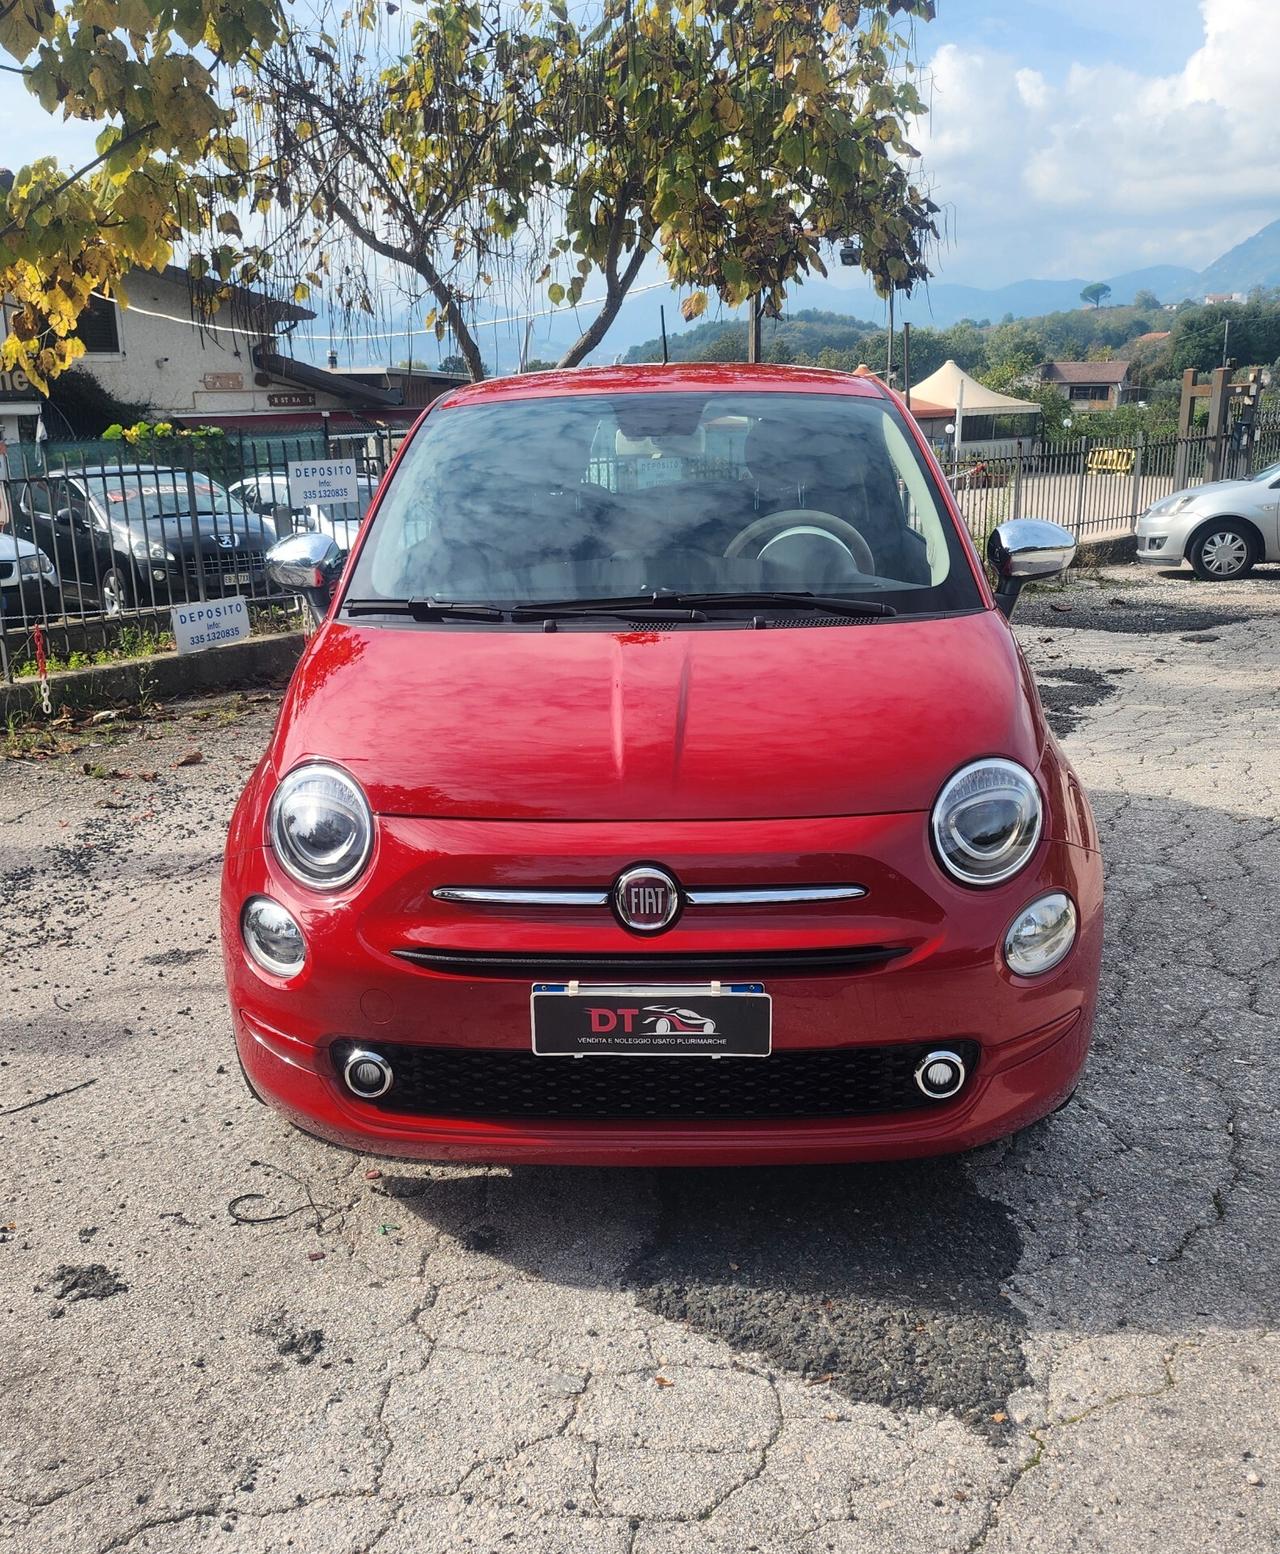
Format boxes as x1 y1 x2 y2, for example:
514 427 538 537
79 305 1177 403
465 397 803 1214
268 762 373 889
17 554 55 578
1004 892 1077 976
242 896 307 976
130 535 175 562
1152 494 1197 517
931 758 1043 886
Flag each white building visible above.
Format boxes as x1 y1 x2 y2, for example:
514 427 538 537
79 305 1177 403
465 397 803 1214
3 268 460 445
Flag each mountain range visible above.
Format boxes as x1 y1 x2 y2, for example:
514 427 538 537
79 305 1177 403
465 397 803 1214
569 217 1280 363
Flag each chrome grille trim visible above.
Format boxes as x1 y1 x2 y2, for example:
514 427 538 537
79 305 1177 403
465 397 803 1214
433 887 610 907
433 884 866 908
684 885 867 906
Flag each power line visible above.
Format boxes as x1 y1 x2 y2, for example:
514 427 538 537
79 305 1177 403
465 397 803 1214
87 278 676 346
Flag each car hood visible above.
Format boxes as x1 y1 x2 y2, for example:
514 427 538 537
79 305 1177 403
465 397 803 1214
1154 479 1259 510
0 533 43 562
272 609 1045 821
114 514 273 548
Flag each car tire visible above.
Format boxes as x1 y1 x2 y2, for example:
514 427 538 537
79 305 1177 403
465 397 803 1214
1187 521 1257 581
100 564 134 615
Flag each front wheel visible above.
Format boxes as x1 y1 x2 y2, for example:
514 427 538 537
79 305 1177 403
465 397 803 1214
99 564 135 615
1188 521 1256 581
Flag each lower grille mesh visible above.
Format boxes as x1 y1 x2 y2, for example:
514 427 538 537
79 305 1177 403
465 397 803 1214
329 1039 979 1123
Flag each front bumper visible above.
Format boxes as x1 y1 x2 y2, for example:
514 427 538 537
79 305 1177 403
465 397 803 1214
1135 518 1189 567
221 795 1103 1166
0 577 60 623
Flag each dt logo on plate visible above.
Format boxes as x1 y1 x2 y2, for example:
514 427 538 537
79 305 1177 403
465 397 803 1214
612 864 681 935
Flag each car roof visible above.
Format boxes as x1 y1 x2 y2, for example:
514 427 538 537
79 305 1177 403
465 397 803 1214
435 361 890 409
66 465 207 479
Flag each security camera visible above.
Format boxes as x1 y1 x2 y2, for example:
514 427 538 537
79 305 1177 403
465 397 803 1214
839 241 860 268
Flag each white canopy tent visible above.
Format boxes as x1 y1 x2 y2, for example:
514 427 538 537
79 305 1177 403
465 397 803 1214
910 360 1042 418
908 360 1041 456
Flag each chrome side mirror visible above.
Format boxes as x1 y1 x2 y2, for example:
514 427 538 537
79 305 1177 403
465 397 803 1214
986 519 1076 618
267 532 344 622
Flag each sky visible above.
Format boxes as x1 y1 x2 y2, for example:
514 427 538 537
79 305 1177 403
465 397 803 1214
2 0 1278 317
895 0 1280 287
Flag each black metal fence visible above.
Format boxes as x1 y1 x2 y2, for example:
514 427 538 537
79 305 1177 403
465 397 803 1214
0 433 398 682
4 418 1278 683
949 419 1280 549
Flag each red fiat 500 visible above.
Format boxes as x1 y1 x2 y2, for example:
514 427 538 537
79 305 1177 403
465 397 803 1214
221 364 1102 1166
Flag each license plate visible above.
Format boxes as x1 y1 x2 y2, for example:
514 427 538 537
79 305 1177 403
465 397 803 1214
229 570 251 584
531 983 771 1057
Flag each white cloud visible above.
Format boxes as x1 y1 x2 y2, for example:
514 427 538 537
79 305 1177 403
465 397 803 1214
912 0 1280 284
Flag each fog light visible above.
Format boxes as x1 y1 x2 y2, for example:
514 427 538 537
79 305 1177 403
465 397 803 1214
152 567 168 581
1004 891 1077 976
241 896 306 977
343 1049 393 1099
914 1049 967 1100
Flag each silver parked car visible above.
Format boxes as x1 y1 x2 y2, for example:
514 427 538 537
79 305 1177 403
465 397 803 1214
228 472 378 552
1136 461 1280 580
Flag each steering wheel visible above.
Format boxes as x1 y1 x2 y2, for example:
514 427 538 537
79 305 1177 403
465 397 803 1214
723 509 876 575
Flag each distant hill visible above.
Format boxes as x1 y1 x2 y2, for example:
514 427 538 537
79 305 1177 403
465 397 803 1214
624 308 880 365
1196 218 1280 295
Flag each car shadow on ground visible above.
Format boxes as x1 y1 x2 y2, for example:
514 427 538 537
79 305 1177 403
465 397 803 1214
377 1156 1030 1432
361 774 1279 1435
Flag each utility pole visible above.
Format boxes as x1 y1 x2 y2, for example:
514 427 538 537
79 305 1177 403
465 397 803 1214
746 294 763 364
885 293 895 385
1222 318 1231 370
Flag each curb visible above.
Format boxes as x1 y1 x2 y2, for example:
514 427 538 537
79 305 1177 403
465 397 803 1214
1 630 305 721
1075 533 1137 566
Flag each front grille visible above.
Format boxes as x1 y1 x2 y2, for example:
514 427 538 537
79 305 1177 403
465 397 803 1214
393 946 907 979
185 551 266 584
329 1039 979 1122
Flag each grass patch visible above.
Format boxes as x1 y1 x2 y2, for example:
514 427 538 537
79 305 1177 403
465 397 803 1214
13 626 175 677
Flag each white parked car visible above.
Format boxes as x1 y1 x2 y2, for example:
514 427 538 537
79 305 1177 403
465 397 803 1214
0 530 59 621
228 472 379 551
1137 461 1280 580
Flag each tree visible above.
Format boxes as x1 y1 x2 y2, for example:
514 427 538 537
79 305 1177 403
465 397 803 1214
4 0 941 387
1080 282 1113 309
0 0 284 388
1132 288 1162 310
238 0 941 380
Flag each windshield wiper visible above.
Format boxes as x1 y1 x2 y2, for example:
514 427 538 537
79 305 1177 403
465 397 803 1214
344 597 505 621
509 595 708 622
659 590 897 618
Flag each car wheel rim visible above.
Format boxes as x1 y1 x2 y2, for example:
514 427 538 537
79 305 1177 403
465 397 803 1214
103 574 122 614
1202 532 1247 575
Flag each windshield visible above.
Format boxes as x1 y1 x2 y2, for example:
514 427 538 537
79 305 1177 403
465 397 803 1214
346 390 980 617
80 472 255 525
1250 461 1280 484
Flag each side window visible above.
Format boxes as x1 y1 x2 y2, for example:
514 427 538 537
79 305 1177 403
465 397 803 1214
24 481 54 517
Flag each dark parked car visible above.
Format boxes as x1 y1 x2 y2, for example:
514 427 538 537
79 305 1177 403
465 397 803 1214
16 465 276 615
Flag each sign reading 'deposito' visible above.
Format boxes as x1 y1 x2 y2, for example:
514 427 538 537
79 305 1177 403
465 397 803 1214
171 597 251 654
287 458 360 507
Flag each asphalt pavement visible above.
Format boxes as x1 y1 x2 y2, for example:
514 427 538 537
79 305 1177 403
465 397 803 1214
2 561 1278 1553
